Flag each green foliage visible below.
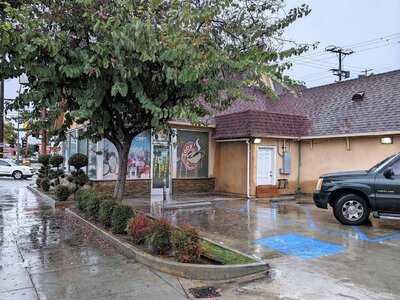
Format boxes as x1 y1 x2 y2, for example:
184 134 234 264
1 0 314 199
171 224 202 263
99 200 117 227
70 169 88 189
201 241 255 265
49 155 64 168
41 178 50 192
146 218 172 255
86 196 101 220
4 122 16 146
127 213 153 245
68 153 88 170
38 154 51 166
36 178 42 188
54 185 71 201
111 204 134 234
75 188 93 211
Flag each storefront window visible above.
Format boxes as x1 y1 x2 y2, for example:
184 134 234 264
102 130 151 180
77 129 88 155
103 140 119 179
176 130 208 178
69 131 78 158
88 141 98 179
128 130 151 179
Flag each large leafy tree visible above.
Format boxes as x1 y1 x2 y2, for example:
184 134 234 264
4 122 16 146
0 0 314 199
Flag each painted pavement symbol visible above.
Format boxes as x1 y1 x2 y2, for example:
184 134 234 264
255 233 345 260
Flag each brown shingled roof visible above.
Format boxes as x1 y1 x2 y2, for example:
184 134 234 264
214 69 400 138
214 110 311 139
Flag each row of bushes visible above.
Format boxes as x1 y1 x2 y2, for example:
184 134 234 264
75 189 202 263
37 153 89 202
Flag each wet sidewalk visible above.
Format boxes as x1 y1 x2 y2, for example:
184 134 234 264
129 196 400 299
0 179 187 300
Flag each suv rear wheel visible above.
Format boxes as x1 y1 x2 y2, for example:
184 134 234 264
333 194 370 225
12 171 23 180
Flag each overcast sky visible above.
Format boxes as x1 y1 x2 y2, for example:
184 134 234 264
284 0 400 87
4 0 400 97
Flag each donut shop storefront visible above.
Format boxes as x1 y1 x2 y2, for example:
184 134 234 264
62 125 215 197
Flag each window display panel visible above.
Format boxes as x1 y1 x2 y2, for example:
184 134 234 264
128 131 151 179
88 141 98 179
102 131 151 180
176 130 208 178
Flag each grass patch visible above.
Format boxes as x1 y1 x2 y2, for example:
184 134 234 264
201 240 255 265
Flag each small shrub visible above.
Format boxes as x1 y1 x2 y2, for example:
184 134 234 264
147 218 172 255
38 154 51 165
36 178 42 188
54 185 71 201
41 178 50 192
99 200 117 227
75 188 93 211
127 213 153 244
68 153 88 170
49 155 64 168
86 196 101 220
111 204 134 234
171 225 202 263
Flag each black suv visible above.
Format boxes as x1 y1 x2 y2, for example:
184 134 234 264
313 153 400 225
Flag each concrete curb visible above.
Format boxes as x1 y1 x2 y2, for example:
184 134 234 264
27 185 75 209
65 208 270 281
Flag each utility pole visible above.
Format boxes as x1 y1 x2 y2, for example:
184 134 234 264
325 46 354 81
360 68 374 77
0 80 4 158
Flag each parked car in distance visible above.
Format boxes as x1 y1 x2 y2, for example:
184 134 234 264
313 153 400 225
0 159 34 180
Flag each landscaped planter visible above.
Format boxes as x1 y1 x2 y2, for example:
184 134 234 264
27 185 75 209
65 208 269 280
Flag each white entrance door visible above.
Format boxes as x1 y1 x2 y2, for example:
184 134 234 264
257 147 275 185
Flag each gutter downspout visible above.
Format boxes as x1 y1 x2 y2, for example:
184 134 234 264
296 140 302 194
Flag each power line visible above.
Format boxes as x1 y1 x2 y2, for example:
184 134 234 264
288 33 400 61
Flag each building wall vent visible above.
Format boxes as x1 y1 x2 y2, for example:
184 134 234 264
352 91 365 102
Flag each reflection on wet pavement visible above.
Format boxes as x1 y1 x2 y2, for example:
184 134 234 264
0 180 186 300
128 195 400 299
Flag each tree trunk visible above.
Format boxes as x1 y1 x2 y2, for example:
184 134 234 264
113 141 130 200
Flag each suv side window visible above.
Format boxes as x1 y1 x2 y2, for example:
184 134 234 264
0 160 11 167
390 159 400 176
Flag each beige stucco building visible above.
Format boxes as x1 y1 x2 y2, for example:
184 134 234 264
63 70 400 198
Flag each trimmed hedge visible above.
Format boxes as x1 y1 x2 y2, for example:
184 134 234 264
127 213 153 244
147 218 172 255
75 188 93 211
86 196 101 220
54 185 71 201
41 178 50 192
49 155 64 168
111 204 134 234
171 225 202 263
99 200 117 227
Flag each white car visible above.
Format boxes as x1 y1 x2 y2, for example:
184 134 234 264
0 159 34 180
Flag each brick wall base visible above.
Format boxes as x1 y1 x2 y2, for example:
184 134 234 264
172 178 215 194
90 179 151 197
90 177 215 197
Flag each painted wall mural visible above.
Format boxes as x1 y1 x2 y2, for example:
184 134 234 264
102 131 151 180
176 130 208 178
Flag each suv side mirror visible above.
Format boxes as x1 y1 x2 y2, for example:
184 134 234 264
383 168 395 179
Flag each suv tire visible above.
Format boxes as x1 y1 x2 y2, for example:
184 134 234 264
12 171 23 180
333 194 370 225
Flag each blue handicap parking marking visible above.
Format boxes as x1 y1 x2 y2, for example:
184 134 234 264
255 233 345 260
